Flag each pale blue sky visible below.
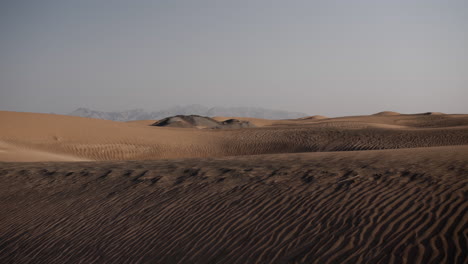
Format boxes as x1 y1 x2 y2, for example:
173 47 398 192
1 0 467 116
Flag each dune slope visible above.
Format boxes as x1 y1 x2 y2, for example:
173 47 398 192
0 146 467 263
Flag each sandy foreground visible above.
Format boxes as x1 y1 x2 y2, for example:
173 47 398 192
0 111 467 263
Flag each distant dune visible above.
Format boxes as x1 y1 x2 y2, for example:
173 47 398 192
152 115 255 129
297 115 328 120
373 111 400 116
421 112 445 115
1 111 468 162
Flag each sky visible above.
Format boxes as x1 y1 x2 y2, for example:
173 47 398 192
0 0 467 116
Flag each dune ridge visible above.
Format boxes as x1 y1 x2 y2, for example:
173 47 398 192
373 111 401 116
153 115 255 129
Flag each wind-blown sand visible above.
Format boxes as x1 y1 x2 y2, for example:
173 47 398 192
0 111 467 263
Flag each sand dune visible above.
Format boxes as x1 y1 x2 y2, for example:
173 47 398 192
0 146 467 263
1 111 468 162
298 115 329 120
0 141 88 162
153 115 255 129
373 111 401 116
1 110 467 263
212 116 279 127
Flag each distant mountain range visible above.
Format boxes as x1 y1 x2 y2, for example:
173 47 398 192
69 105 308 121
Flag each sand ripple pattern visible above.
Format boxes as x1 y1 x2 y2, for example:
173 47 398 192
1 146 467 263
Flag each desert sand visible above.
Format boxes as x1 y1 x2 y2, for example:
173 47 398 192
0 110 467 263
1 111 468 162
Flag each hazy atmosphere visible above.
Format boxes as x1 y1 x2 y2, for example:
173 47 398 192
1 0 467 116
2 2 468 263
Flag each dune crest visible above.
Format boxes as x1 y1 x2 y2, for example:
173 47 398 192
373 111 400 116
298 115 328 120
152 115 255 129
421 111 445 115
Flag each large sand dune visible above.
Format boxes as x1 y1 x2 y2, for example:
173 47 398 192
1 110 467 263
1 111 468 162
0 146 467 263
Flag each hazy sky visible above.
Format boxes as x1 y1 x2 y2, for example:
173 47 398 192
1 0 467 116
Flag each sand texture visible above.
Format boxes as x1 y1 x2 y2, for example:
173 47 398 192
0 111 467 263
1 146 467 263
